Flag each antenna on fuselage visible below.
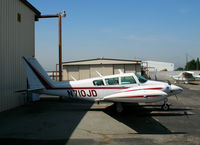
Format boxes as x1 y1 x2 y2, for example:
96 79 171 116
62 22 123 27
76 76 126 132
118 69 123 74
96 71 103 77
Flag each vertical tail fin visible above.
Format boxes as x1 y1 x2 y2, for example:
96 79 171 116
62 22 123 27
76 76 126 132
22 56 55 90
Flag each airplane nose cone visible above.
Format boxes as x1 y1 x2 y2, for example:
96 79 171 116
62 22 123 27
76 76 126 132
170 84 183 95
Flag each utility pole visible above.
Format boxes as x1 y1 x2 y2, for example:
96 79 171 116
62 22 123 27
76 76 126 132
39 11 66 81
186 53 188 70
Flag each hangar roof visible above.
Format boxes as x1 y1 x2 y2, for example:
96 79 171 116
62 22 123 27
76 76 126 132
63 58 141 66
20 0 41 18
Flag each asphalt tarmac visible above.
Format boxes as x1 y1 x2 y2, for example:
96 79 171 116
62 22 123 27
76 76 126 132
0 83 200 145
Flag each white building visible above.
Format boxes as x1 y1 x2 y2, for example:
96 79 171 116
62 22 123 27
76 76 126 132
143 60 174 72
0 0 40 112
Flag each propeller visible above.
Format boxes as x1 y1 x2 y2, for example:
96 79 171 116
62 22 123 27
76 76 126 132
167 80 171 85
167 80 172 92
175 94 178 101
167 80 178 101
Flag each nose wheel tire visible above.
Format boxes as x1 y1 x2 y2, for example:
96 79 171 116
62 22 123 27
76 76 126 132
161 104 169 111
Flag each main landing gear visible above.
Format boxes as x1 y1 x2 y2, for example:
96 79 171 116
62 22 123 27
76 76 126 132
161 98 170 111
115 102 123 113
114 99 170 113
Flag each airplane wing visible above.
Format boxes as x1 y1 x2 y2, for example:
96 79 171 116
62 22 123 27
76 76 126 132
182 71 194 79
173 71 195 82
101 88 167 103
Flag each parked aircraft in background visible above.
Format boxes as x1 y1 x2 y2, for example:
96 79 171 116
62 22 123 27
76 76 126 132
172 71 200 84
22 56 183 113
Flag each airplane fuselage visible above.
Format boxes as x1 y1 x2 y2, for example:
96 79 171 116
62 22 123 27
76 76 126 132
39 73 182 103
22 56 183 111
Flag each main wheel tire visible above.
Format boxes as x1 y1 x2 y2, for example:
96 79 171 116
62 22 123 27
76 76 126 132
162 104 169 111
115 103 123 113
59 96 64 101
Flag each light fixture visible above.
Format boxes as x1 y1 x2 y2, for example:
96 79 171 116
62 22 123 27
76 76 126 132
59 11 66 17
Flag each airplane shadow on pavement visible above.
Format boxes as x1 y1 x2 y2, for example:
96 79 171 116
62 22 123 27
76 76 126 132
103 103 190 134
0 97 94 145
0 99 192 145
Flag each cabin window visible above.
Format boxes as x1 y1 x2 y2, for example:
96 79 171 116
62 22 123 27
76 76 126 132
105 77 119 85
93 79 104 86
135 73 147 83
121 76 136 84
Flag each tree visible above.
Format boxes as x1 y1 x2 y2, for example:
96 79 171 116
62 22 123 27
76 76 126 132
196 57 200 70
175 67 184 71
185 59 196 70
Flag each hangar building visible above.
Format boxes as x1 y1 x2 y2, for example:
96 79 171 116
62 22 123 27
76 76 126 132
0 0 40 112
62 58 141 81
142 60 174 71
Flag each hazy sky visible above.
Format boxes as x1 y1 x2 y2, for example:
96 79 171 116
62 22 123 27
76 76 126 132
28 0 200 70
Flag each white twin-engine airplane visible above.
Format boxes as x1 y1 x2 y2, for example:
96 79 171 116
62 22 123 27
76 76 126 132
22 56 183 113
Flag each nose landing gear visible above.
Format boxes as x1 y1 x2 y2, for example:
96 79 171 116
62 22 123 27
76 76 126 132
161 98 170 111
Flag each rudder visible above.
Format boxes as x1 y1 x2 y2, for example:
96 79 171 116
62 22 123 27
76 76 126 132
22 56 55 90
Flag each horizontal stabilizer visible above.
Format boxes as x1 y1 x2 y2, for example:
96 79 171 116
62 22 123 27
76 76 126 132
16 88 43 93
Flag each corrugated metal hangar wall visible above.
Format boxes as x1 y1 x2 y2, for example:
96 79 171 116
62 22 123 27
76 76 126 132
0 0 40 112
62 58 141 81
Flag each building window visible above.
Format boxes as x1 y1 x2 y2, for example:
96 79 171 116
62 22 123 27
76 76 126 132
17 13 21 22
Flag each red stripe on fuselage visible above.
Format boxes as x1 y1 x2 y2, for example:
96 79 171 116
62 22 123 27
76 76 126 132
50 87 130 90
120 87 163 93
108 95 161 99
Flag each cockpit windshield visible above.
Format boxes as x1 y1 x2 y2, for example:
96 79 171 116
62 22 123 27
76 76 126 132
135 73 147 83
